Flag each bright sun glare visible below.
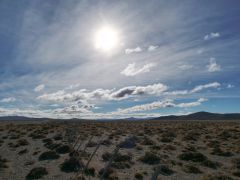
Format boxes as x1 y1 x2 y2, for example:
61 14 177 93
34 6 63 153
95 26 119 52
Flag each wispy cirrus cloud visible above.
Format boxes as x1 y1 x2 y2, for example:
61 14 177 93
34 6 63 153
121 63 155 76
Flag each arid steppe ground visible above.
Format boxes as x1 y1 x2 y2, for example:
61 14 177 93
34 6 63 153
0 120 240 180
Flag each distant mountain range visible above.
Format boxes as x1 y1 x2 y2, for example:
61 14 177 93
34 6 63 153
0 111 240 121
152 111 240 121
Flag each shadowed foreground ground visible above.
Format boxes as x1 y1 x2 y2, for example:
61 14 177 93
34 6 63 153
0 120 240 180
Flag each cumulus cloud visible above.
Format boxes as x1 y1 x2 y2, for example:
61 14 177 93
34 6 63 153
148 45 158 51
204 32 220 40
0 97 16 103
125 47 142 54
37 83 168 103
121 63 155 76
117 98 207 113
111 83 168 99
34 84 45 92
207 58 221 72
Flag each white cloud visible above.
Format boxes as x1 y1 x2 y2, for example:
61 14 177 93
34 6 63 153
177 98 207 108
34 84 45 92
121 63 155 76
165 82 221 96
37 83 168 103
117 98 207 113
207 58 221 72
204 32 220 40
190 82 221 93
125 47 142 54
148 45 158 51
0 97 16 103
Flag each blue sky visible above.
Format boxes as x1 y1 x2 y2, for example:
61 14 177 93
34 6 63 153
0 0 240 118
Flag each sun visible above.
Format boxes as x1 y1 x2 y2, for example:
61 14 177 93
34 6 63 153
94 26 119 52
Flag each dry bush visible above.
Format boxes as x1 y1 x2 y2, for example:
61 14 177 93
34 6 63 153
139 152 160 165
26 167 48 179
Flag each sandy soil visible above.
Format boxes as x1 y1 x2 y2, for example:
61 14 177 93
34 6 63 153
0 120 240 180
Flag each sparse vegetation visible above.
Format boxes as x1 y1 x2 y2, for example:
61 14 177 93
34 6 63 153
0 120 239 179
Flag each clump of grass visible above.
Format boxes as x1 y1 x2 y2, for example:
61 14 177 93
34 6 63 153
56 145 71 154
232 158 240 169
84 167 95 176
201 159 220 169
98 168 114 179
38 151 60 161
201 174 234 180
178 152 207 162
29 131 45 139
211 147 233 157
135 172 143 179
182 164 202 174
17 139 29 146
0 156 8 170
153 165 174 176
232 171 240 177
139 152 160 165
102 152 131 162
141 136 155 145
60 157 83 173
18 148 28 155
26 167 48 179
53 134 63 141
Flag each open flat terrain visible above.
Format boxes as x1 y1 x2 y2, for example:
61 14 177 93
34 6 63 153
0 120 240 180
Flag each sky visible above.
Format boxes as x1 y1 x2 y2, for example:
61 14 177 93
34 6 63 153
0 0 240 119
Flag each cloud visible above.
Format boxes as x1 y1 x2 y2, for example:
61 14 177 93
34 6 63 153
38 81 220 104
165 82 221 96
178 64 193 70
207 58 221 72
227 84 234 88
125 47 142 54
190 82 220 93
148 45 158 51
121 63 155 76
34 84 45 92
54 104 92 114
37 83 168 103
117 98 207 113
111 83 168 99
0 97 16 103
177 98 207 108
204 32 220 40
